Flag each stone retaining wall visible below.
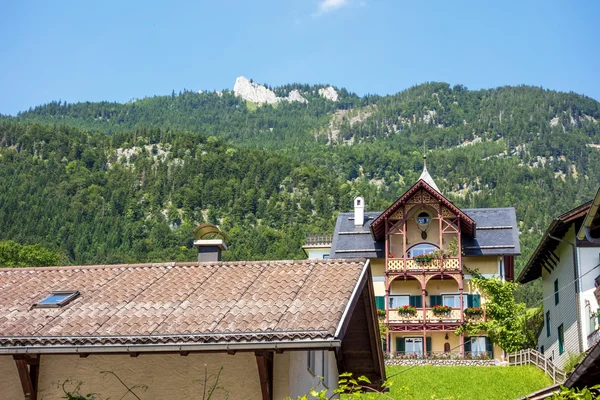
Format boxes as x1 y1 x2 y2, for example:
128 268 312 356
385 358 498 367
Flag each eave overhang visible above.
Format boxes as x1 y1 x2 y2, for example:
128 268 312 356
577 187 600 242
517 201 591 284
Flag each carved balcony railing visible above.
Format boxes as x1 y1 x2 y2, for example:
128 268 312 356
387 308 462 324
387 257 461 273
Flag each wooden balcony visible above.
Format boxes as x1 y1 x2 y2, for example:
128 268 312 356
387 257 461 273
388 308 462 324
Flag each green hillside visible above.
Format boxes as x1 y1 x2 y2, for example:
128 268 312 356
2 81 600 305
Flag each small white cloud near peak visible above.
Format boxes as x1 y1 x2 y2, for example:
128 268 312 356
315 0 350 16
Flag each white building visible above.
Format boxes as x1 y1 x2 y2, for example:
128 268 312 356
518 190 600 369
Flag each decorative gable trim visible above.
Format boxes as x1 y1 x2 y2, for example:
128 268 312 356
370 179 475 240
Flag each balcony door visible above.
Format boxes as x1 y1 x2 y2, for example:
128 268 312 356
405 337 423 356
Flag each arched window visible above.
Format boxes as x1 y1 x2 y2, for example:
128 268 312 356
407 243 438 258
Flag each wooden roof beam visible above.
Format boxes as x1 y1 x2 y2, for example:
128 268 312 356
255 351 274 400
13 355 39 400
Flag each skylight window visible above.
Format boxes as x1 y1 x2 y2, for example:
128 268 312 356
34 291 80 308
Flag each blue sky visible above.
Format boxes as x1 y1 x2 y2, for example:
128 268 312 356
1 0 599 115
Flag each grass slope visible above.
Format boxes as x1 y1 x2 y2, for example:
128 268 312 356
380 365 552 400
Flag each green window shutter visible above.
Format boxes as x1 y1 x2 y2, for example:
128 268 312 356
472 294 481 308
485 337 494 358
554 279 559 305
410 295 422 308
430 295 441 307
466 294 473 308
375 296 385 310
558 324 564 354
396 338 405 354
426 337 432 354
464 338 471 354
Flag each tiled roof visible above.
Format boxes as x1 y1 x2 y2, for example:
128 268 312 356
0 259 367 350
331 208 519 258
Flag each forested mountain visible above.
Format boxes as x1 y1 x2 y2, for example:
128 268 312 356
2 81 600 304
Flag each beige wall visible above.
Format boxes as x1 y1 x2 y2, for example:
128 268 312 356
425 279 460 295
390 279 422 295
0 356 23 400
0 351 332 400
429 331 461 353
463 256 499 275
371 258 386 296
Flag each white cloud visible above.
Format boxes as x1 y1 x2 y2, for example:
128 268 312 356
314 0 350 16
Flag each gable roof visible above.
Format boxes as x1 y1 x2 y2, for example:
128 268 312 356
0 259 367 351
518 201 591 284
370 179 475 240
331 208 520 259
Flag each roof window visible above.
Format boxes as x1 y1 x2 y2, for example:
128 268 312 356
34 291 80 308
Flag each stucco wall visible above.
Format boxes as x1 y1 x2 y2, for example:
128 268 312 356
538 226 580 369
1 352 307 400
304 246 331 260
463 256 499 276
0 351 339 400
0 356 23 400
390 278 421 295
371 259 386 296
288 351 338 399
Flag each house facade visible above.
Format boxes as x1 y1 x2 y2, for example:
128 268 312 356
518 189 600 369
0 257 385 400
305 162 519 359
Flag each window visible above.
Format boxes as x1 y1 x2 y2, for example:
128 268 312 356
554 279 559 305
321 351 329 388
389 295 409 309
34 291 80 308
416 212 431 225
540 345 545 355
470 337 487 356
408 243 438 258
558 324 564 355
322 254 329 260
307 351 316 374
546 311 551 337
405 338 423 356
389 295 422 309
442 294 461 308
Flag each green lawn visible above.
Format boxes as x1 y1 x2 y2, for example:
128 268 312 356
365 365 552 400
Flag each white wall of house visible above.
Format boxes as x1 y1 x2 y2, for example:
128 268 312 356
538 226 581 369
288 350 338 399
0 350 340 400
577 246 600 346
303 246 331 260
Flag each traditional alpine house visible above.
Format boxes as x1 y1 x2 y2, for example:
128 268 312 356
305 158 520 359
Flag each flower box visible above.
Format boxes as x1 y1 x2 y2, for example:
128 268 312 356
377 309 386 318
465 307 484 317
432 305 452 315
397 305 416 316
413 254 433 263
